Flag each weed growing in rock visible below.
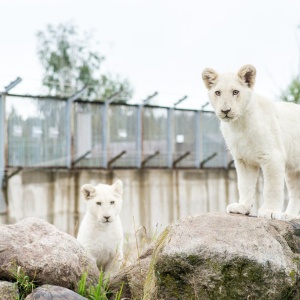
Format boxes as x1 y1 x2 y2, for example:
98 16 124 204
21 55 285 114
77 270 89 296
12 266 36 300
77 270 123 300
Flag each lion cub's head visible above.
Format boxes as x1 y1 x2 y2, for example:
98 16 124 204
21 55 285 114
202 65 256 122
81 180 123 225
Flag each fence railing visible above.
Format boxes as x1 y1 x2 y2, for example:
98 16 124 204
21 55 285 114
5 94 230 169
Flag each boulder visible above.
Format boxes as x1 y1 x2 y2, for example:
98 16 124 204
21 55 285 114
0 281 19 300
0 217 99 290
109 244 154 299
25 285 87 299
109 213 300 299
143 212 300 300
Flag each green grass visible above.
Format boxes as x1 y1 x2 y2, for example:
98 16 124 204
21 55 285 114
12 266 36 300
77 270 123 300
11 266 123 300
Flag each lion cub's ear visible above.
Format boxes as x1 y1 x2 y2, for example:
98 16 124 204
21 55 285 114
202 68 218 89
112 179 123 196
81 184 96 200
238 65 256 88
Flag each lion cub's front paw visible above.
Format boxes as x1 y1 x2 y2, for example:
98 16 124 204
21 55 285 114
276 213 300 221
226 203 251 215
258 208 282 220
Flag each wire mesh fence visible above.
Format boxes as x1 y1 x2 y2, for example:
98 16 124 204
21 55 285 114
173 109 198 168
6 94 230 169
109 104 138 167
143 106 168 167
200 112 228 168
7 95 67 167
74 101 103 167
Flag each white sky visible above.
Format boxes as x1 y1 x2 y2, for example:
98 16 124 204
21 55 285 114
1 0 300 109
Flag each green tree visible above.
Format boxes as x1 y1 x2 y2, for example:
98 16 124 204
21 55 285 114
36 22 133 101
281 77 300 104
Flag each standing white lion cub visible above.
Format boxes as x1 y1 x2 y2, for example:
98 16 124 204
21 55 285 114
77 180 124 273
202 64 300 220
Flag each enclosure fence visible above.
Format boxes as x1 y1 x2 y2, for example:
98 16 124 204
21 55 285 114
5 94 231 169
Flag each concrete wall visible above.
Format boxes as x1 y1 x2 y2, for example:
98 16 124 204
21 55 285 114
1 168 279 239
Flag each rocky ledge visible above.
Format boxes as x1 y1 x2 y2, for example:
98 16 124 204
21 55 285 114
110 212 300 300
2 213 300 299
0 217 99 299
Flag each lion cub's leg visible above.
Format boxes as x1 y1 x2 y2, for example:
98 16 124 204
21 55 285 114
278 171 300 220
104 250 123 275
227 160 259 215
258 159 285 219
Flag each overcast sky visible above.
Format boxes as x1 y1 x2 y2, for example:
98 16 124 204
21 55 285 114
1 0 300 108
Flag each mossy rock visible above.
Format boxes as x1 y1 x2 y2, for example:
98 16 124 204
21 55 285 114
152 254 295 299
143 213 300 300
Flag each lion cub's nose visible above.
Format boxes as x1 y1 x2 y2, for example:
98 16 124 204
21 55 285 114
104 216 110 221
221 108 231 114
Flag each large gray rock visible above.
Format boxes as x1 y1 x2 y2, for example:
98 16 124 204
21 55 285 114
109 244 154 299
140 213 300 299
0 281 19 300
0 217 99 290
111 213 300 300
25 285 87 299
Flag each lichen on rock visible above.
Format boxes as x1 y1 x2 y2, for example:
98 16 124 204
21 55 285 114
145 213 300 300
0 217 99 291
109 213 300 299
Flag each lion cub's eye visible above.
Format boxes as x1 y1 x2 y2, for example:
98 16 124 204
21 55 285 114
215 91 221 96
110 201 115 205
233 90 239 95
96 202 102 206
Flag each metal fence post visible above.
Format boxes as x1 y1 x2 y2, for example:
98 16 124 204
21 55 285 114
199 110 204 167
0 94 5 212
195 110 201 168
170 96 188 168
167 108 173 168
102 101 108 168
66 87 87 169
136 104 142 168
135 92 158 168
102 91 124 168
1 77 22 212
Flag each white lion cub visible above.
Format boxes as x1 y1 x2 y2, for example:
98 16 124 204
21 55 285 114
77 180 124 273
202 64 300 220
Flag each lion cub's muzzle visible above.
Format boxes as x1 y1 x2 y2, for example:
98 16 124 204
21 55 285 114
102 215 113 223
218 108 235 122
221 108 231 115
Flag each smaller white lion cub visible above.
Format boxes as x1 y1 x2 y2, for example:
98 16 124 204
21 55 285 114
77 180 124 273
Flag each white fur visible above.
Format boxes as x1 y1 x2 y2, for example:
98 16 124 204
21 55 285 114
77 180 124 273
202 64 300 220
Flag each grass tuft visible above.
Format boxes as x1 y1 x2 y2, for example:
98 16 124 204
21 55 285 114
12 266 36 300
77 269 123 300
